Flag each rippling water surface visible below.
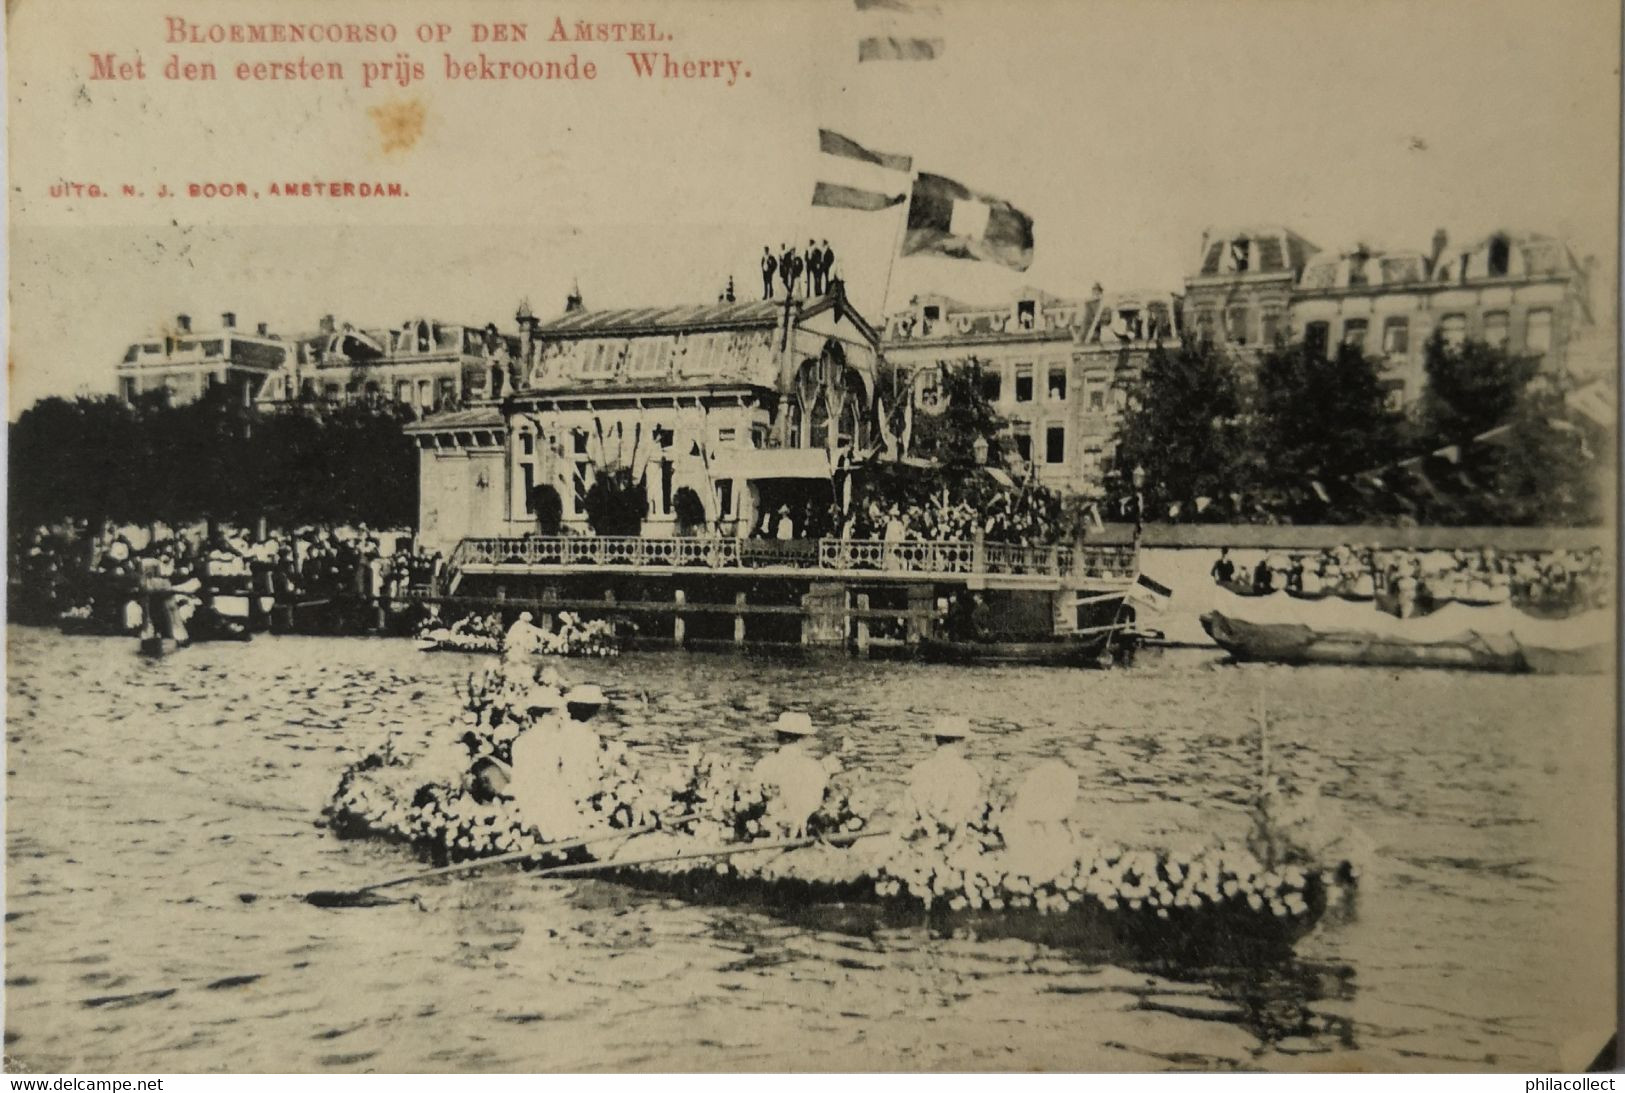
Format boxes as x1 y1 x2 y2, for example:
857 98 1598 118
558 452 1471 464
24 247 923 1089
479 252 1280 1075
4 627 1615 1072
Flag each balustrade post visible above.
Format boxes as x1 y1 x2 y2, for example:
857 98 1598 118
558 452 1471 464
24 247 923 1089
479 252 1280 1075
673 588 686 647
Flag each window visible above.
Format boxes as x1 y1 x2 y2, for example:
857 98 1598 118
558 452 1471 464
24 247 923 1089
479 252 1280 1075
1382 316 1410 355
717 427 737 445
324 382 342 401
1083 444 1104 470
394 380 411 403
572 429 589 455
572 461 591 515
1230 238 1250 272
1526 309 1553 355
653 427 674 449
437 378 456 406
1347 254 1369 288
660 461 674 514
1383 379 1406 411
1017 300 1036 329
1195 309 1216 341
520 432 534 456
521 464 536 514
1013 433 1033 465
1482 311 1510 349
716 479 734 517
1226 306 1250 345
1045 425 1065 464
922 305 940 322
417 379 433 408
751 425 768 449
1260 308 1281 345
1304 322 1330 357
1342 318 1368 349
122 377 138 403
1089 387 1106 412
580 343 616 376
629 338 669 376
1438 314 1467 349
980 368 1002 403
1048 365 1067 400
1014 365 1034 402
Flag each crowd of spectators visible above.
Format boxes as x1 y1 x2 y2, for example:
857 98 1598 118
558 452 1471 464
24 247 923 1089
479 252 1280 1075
12 520 447 629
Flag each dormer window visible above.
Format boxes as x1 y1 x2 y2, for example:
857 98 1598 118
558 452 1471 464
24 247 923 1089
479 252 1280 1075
1017 300 1035 329
1231 238 1250 273
922 305 941 322
1488 236 1511 277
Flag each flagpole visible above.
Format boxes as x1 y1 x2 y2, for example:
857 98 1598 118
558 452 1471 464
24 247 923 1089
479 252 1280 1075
875 179 914 329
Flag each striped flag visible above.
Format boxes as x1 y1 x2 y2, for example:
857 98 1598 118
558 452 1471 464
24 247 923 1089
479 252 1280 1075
855 0 942 61
902 172 1034 271
812 128 912 212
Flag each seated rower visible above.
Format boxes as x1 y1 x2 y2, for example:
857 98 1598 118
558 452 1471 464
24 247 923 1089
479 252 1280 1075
1000 758 1081 880
505 684 596 837
469 682 567 804
899 715 982 833
753 711 832 838
503 611 546 662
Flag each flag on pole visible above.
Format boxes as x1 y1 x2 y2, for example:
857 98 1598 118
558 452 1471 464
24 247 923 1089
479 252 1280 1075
1128 573 1174 615
859 36 943 61
855 0 943 61
902 172 1034 271
812 129 912 211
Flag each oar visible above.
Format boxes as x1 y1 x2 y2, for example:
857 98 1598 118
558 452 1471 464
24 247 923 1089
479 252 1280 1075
303 813 697 908
526 825 891 880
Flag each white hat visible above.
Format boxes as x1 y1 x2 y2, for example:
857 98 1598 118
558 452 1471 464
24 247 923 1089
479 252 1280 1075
565 684 607 708
524 684 565 711
930 714 972 741
774 711 816 737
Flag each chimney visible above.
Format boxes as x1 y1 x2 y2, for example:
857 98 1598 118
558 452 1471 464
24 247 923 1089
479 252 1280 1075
1090 282 1104 299
256 321 269 336
176 313 191 334
565 279 584 314
319 313 336 335
1429 228 1449 270
221 311 236 329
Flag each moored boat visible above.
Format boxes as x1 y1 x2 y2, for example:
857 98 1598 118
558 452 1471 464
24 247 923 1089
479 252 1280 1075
915 633 1111 667
1201 601 1611 674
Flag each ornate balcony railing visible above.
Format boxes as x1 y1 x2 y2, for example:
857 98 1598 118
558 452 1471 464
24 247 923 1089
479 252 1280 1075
451 535 1138 583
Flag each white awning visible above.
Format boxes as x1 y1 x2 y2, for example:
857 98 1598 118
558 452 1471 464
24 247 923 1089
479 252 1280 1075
709 446 833 480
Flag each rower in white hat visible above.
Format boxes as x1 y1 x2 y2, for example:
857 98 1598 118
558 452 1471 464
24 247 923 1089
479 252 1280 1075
752 711 833 838
898 713 983 832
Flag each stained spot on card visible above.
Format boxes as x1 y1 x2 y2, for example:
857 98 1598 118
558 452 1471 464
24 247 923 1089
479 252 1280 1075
369 99 426 154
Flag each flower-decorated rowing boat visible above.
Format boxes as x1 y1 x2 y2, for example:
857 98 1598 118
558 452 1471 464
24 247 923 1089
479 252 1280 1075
322 661 1356 969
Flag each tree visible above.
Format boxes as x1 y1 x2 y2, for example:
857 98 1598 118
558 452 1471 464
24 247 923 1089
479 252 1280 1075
1420 334 1541 448
1107 340 1248 521
1250 342 1402 520
531 485 564 536
582 465 646 536
671 486 706 534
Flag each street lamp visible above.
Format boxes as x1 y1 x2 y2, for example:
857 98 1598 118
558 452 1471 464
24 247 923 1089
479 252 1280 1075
971 434 990 466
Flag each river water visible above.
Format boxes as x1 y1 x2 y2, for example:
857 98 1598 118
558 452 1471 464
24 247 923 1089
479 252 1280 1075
3 627 1615 1072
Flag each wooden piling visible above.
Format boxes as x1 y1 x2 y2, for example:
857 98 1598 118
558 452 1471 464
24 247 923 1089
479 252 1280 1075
673 588 686 647
855 592 871 653
734 591 747 647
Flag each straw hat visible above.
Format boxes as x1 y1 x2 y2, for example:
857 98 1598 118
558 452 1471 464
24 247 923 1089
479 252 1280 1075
929 714 972 741
565 684 607 709
774 711 816 737
524 684 566 711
